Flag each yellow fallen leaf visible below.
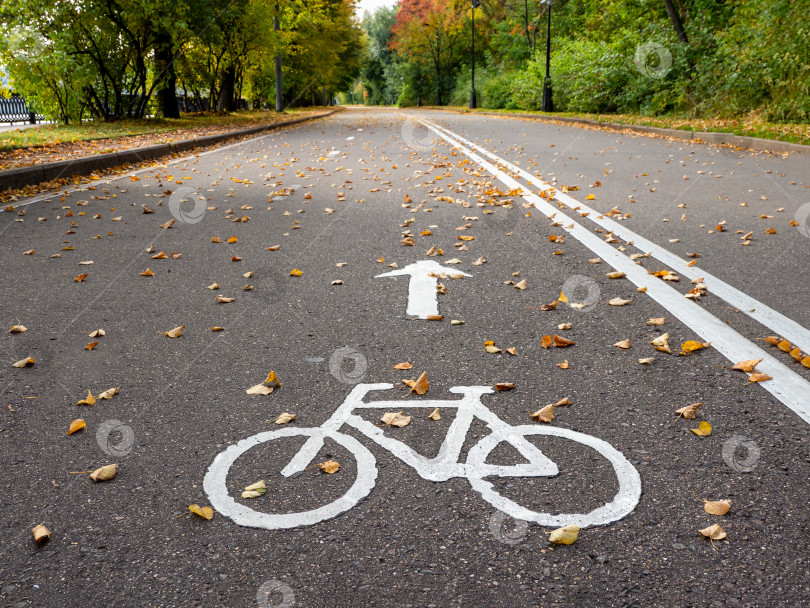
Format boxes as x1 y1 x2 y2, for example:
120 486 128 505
505 347 517 356
188 504 214 520
638 357 655 365
557 360 569 369
691 420 713 436
637 286 648 293
9 325 27 333
98 387 119 400
217 296 236 303
89 463 118 482
32 524 50 543
614 339 631 349
264 371 281 387
74 273 88 282
485 345 502 354
381 411 411 427
275 412 296 424
676 403 704 419
531 404 555 423
165 325 184 338
84 341 99 351
699 523 726 540
151 251 167 259
139 268 154 277
747 372 772 383
732 359 761 373
451 319 465 325
242 480 267 498
428 408 440 420
67 419 86 435
393 362 413 370
77 390 96 406
606 271 625 279
211 326 224 332
646 318 665 326
549 524 581 544
651 332 671 353
681 340 710 354
246 384 273 396
320 460 340 474
608 297 633 306
514 279 527 290
553 334 575 347
290 268 303 277
411 371 429 395
12 356 35 368
540 335 553 349
704 499 731 516
495 383 516 391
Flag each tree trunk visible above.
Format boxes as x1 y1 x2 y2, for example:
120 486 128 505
155 30 180 118
663 0 689 44
217 65 237 112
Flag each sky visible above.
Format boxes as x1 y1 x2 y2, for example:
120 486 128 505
355 0 396 19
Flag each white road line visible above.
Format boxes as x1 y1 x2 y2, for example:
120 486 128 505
420 119 810 424
422 117 810 355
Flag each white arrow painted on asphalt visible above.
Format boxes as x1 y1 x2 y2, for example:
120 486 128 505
376 260 471 319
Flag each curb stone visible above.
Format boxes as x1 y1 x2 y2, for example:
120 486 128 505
0 109 342 194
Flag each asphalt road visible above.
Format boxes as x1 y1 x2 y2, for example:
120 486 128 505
2 107 810 608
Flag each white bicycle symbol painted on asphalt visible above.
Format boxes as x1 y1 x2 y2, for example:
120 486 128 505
204 383 642 530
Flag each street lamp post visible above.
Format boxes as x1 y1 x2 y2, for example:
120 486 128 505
541 0 553 112
470 0 480 109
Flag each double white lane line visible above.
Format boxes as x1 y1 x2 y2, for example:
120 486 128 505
419 117 810 424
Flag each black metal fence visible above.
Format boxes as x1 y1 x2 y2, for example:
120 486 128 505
0 95 45 124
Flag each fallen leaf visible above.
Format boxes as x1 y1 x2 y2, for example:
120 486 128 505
531 404 555 423
411 371 429 394
553 334 575 347
699 523 727 540
84 341 99 351
732 359 761 373
541 299 559 311
549 524 580 544
275 412 296 424
514 279 527 290
77 390 96 406
450 319 465 325
676 403 704 419
557 323 572 330
428 408 441 420
67 419 86 435
9 325 28 334
393 362 413 371
211 326 224 332
505 347 517 356
540 335 553 349
588 258 602 264
557 360 569 369
151 251 167 259
188 504 214 520
89 329 105 338
242 480 267 498
681 340 710 354
747 372 772 383
161 219 176 229
98 387 119 400
320 460 340 474
216 296 236 303
290 268 303 277
485 344 502 354
691 420 713 436
614 339 631 349
381 411 412 427
607 271 626 279
89 463 118 482
495 383 516 391
165 325 184 338
208 283 220 290
246 382 273 395
32 524 51 544
12 356 35 368
211 236 222 243
74 273 88 282
139 268 154 277
704 500 731 516
651 332 671 354
646 318 665 326
608 297 633 306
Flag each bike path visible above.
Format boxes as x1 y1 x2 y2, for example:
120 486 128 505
1 107 808 608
